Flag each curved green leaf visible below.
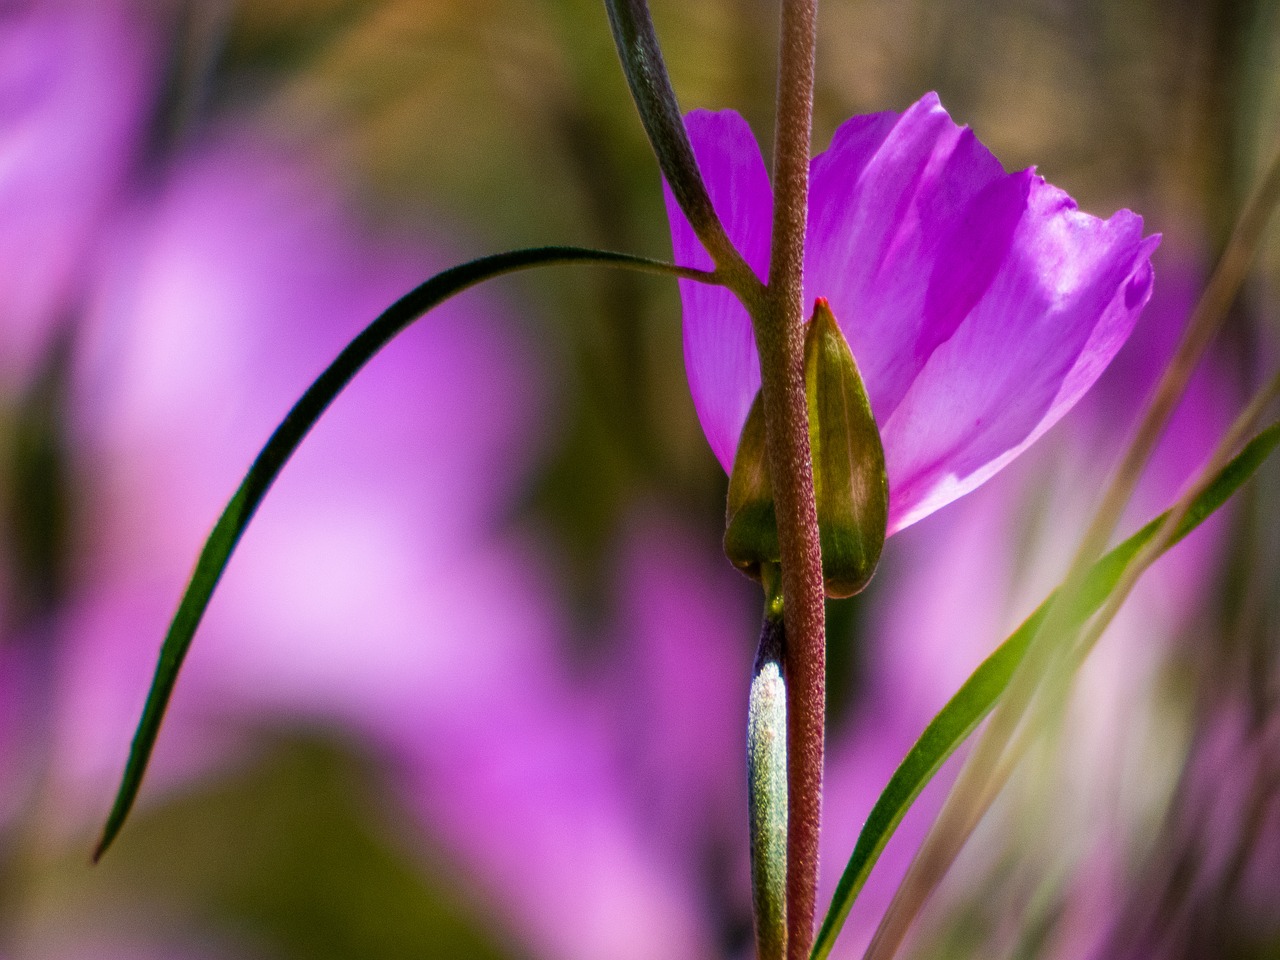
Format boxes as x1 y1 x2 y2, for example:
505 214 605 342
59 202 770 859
94 246 715 861
812 421 1280 959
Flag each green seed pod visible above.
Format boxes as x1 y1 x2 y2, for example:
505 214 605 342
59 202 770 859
723 299 888 597
804 298 888 597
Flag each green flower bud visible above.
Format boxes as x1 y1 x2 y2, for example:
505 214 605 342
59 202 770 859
724 390 779 580
803 297 888 597
723 299 888 598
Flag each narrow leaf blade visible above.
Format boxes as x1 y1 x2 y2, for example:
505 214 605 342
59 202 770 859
94 246 709 860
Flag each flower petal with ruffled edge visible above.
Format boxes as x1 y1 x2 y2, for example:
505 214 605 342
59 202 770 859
665 93 1160 534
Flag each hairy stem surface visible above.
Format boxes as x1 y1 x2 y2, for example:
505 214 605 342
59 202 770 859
759 2 824 958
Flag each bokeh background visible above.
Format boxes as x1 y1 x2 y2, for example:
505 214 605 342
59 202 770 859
1 1 1279 958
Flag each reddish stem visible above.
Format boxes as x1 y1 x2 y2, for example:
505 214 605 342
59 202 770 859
759 2 823 958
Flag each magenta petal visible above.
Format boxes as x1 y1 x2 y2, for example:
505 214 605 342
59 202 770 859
805 93 1009 424
663 110 772 471
881 179 1160 532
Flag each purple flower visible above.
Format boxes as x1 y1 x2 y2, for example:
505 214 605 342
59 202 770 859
665 93 1160 533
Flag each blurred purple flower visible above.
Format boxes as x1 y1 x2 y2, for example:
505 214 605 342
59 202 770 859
665 93 1160 533
0 9 752 952
0 0 156 390
389 516 758 960
0 0 158 833
40 120 744 958
57 130 550 799
1098 699 1280 959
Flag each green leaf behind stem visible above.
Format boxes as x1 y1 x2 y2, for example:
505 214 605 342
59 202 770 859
812 421 1280 960
94 246 713 862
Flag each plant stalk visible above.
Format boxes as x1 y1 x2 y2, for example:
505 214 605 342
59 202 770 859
757 2 824 958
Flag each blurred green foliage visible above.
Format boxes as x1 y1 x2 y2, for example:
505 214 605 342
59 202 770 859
33 730 521 959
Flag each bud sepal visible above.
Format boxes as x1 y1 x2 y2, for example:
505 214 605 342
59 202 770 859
803 298 888 597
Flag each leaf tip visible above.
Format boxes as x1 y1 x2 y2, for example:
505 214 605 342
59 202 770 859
92 789 135 863
91 832 111 865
